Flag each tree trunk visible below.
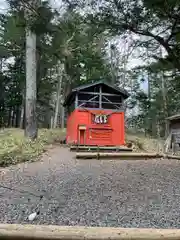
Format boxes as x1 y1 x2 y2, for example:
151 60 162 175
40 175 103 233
13 108 16 127
15 106 20 128
10 110 14 127
160 48 168 138
25 26 38 139
53 61 63 128
161 72 168 138
51 116 54 128
110 44 116 85
20 101 25 129
61 104 65 129
7 108 11 127
147 71 152 135
161 74 168 136
156 118 161 152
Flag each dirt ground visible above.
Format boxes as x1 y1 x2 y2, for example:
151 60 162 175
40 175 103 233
1 146 180 228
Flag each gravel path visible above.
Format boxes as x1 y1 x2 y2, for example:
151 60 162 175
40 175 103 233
1 147 180 228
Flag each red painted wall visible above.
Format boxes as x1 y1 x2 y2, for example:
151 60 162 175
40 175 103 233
66 109 125 146
66 110 77 144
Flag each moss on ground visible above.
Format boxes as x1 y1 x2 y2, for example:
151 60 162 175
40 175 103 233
0 128 66 167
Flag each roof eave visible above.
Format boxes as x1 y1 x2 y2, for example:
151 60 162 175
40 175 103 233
166 115 180 121
63 81 130 106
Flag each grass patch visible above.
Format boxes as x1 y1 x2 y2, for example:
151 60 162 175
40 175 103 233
0 128 66 167
126 133 164 153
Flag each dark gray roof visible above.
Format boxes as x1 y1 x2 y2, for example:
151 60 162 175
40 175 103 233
63 80 130 106
167 114 180 121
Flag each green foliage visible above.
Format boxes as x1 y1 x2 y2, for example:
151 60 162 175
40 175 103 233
66 0 180 70
126 65 177 138
0 128 65 167
4 0 180 144
50 11 112 89
56 0 180 139
0 0 112 128
126 131 164 153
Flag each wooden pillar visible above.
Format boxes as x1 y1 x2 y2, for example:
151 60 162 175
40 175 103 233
75 93 78 109
99 86 102 109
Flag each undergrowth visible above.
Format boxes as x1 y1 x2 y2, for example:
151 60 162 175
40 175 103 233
0 128 66 167
126 133 164 153
0 127 165 167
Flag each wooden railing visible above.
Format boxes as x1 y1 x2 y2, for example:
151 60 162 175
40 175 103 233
0 224 180 240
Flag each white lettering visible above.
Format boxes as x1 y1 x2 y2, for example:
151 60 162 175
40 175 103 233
94 115 108 124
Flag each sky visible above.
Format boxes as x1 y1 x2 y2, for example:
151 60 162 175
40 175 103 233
0 0 7 10
0 0 62 10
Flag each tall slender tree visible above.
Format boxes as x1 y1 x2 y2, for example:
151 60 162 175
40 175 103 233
24 0 39 139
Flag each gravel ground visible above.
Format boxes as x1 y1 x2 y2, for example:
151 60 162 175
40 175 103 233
1 147 180 228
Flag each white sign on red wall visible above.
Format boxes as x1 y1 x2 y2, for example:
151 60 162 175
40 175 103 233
94 114 108 124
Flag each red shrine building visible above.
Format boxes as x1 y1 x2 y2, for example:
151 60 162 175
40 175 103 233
63 80 130 146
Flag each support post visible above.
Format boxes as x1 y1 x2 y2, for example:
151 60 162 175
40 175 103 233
99 85 102 108
75 93 78 108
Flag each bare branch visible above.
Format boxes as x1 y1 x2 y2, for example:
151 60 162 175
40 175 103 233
66 32 75 45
